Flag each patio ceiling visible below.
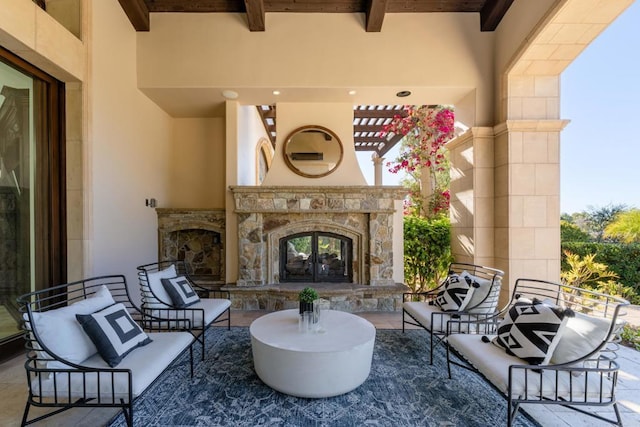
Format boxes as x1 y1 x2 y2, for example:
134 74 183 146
116 1 514 154
118 0 515 33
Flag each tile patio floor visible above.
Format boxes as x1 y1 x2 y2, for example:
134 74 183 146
1 309 638 426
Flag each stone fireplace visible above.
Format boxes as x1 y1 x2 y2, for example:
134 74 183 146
156 209 225 287
227 186 408 311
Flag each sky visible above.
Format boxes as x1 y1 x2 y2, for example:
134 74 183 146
357 2 640 215
560 1 640 214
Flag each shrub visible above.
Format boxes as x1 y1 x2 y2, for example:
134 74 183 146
621 324 640 351
561 220 591 242
561 242 640 303
403 215 452 293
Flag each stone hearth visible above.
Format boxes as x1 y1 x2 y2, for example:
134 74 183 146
226 186 408 311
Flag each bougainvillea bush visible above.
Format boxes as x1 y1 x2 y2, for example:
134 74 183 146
380 105 455 218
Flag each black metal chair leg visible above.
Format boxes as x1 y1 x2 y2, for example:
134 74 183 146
20 401 31 427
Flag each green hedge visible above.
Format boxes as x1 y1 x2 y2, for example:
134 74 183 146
404 215 452 293
561 242 640 296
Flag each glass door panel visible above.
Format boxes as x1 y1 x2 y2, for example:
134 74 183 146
316 234 347 279
281 232 352 283
283 235 313 281
0 59 33 343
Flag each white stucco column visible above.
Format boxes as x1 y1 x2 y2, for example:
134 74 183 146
372 153 384 186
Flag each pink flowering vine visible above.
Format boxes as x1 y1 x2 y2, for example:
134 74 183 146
380 105 455 217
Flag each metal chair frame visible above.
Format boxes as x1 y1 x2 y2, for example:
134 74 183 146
136 260 231 360
446 278 629 427
17 274 195 427
402 262 505 363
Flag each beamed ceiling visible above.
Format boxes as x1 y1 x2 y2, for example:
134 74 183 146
118 0 515 33
117 1 514 154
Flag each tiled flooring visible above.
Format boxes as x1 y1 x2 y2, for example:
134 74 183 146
1 310 638 427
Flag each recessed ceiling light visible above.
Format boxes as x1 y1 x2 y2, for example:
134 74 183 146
221 90 239 99
272 90 281 95
348 90 357 95
396 90 412 98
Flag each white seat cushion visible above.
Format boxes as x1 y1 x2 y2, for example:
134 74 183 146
31 331 193 400
404 301 480 333
150 298 231 328
448 333 614 401
403 301 452 332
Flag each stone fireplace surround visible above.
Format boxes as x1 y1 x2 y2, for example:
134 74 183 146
156 208 225 287
228 186 408 312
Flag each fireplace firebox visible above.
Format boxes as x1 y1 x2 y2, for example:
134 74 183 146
280 232 352 283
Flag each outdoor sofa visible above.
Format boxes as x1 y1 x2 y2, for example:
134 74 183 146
445 278 629 426
402 262 505 363
137 260 231 360
18 275 196 427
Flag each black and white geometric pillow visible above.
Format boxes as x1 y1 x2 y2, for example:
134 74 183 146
161 276 201 308
433 273 479 312
76 303 152 367
493 299 573 365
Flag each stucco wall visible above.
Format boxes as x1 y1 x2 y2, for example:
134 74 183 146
238 105 269 186
88 0 173 290
168 118 225 208
262 102 366 186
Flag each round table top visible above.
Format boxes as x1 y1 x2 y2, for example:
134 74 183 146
249 309 375 353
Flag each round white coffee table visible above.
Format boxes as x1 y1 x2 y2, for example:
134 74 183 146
249 309 376 398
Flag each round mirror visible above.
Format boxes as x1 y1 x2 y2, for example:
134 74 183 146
282 125 344 178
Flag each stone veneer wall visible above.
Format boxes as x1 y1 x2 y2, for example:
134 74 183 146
229 186 406 287
156 209 226 283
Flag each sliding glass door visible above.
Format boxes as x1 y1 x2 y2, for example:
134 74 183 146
0 47 66 360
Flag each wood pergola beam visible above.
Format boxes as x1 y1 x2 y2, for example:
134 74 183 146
366 0 387 32
480 0 514 32
244 0 266 32
117 0 150 32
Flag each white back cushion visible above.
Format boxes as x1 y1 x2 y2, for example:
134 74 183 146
28 285 114 368
550 312 611 364
462 271 500 314
144 264 177 308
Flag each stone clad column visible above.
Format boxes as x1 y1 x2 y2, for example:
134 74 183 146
447 127 495 268
493 74 569 302
494 119 568 292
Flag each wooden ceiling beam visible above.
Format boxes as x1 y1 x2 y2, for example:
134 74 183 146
366 0 387 32
117 0 150 32
244 0 266 32
480 0 514 32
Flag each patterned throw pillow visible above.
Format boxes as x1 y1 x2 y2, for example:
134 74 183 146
76 303 152 367
433 274 479 312
161 276 201 308
493 299 574 365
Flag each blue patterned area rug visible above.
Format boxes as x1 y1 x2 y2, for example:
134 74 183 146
108 327 540 427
